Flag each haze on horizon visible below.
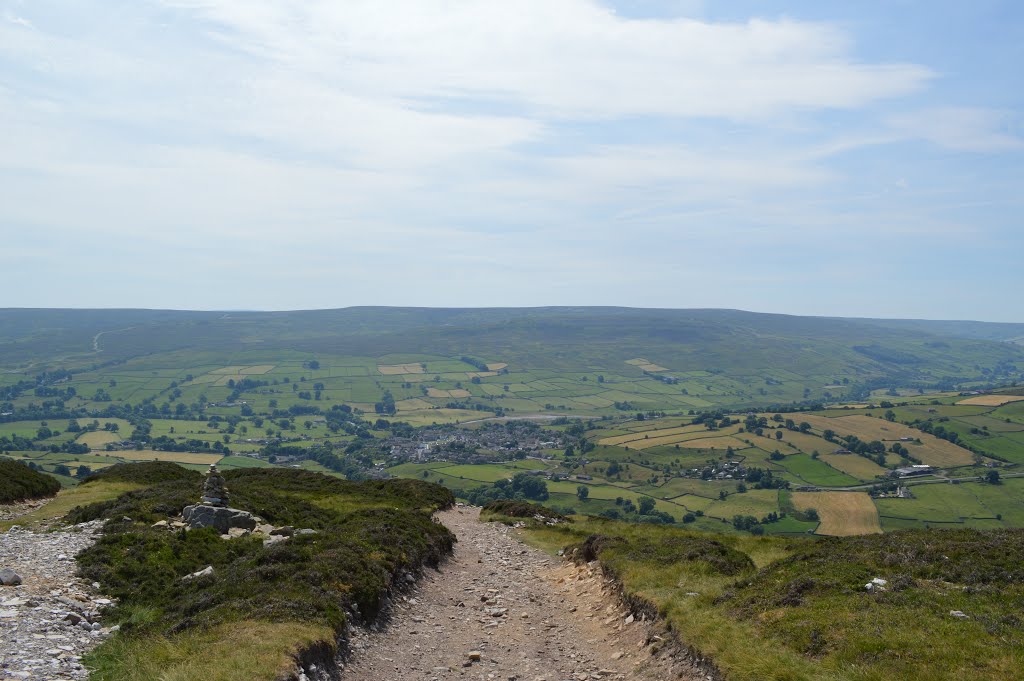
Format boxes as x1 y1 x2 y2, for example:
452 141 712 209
1 1 1021 321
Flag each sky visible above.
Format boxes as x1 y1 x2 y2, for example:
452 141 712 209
0 0 1021 321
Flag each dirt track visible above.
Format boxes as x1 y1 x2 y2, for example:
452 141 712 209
340 507 701 681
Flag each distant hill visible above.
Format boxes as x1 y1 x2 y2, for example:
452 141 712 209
0 307 1021 413
846 317 1024 344
0 459 62 503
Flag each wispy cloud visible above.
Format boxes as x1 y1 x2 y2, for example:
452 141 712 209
888 107 1024 152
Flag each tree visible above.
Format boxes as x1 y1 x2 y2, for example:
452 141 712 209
775 430 783 441
576 485 589 501
638 497 656 514
75 465 92 479
53 464 71 476
985 470 1001 485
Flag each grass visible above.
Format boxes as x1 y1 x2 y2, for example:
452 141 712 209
778 454 861 487
0 479 140 530
511 516 1024 681
86 620 334 681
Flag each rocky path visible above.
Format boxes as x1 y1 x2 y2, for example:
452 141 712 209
341 507 703 681
0 515 115 681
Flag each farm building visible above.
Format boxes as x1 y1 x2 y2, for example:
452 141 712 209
890 465 934 478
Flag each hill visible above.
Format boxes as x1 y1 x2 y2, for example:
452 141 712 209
0 307 1021 421
848 317 1024 344
0 459 61 503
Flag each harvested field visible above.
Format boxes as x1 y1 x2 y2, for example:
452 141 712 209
210 366 248 374
957 394 1024 407
796 414 977 467
395 397 433 411
466 371 498 378
621 425 743 450
820 453 889 480
378 363 425 375
625 358 667 372
792 491 882 536
112 450 223 465
598 425 703 446
675 436 749 450
240 365 275 374
426 388 473 399
485 363 508 371
76 431 121 447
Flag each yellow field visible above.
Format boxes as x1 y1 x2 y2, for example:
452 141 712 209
792 491 882 536
210 366 248 374
676 436 748 451
598 425 704 446
625 358 667 372
796 414 976 467
820 453 889 480
956 394 1024 407
240 365 275 374
76 431 121 447
378 363 425 375
615 425 745 451
114 450 223 465
395 398 434 411
486 363 508 371
426 388 471 399
466 371 498 378
768 429 832 454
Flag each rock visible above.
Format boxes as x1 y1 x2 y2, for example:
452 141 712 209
294 528 318 536
152 520 169 528
263 535 289 547
624 614 634 625
468 650 482 662
950 610 970 619
610 652 624 660
0 568 23 586
181 566 214 582
227 527 250 538
182 504 257 533
270 526 295 536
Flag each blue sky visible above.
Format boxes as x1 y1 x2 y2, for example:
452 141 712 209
1 0 1021 320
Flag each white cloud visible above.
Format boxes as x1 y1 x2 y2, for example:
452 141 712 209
160 0 931 120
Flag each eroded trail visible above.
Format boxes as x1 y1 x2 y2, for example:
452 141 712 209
341 507 701 681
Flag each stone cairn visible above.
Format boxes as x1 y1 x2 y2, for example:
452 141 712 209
182 465 256 533
200 464 229 507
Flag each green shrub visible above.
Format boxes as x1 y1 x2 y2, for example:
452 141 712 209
0 459 61 503
76 465 455 655
482 499 567 521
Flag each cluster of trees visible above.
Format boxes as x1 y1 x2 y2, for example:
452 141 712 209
595 495 675 524
464 473 550 506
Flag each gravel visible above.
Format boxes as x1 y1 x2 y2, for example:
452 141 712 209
340 507 700 681
0 520 116 680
